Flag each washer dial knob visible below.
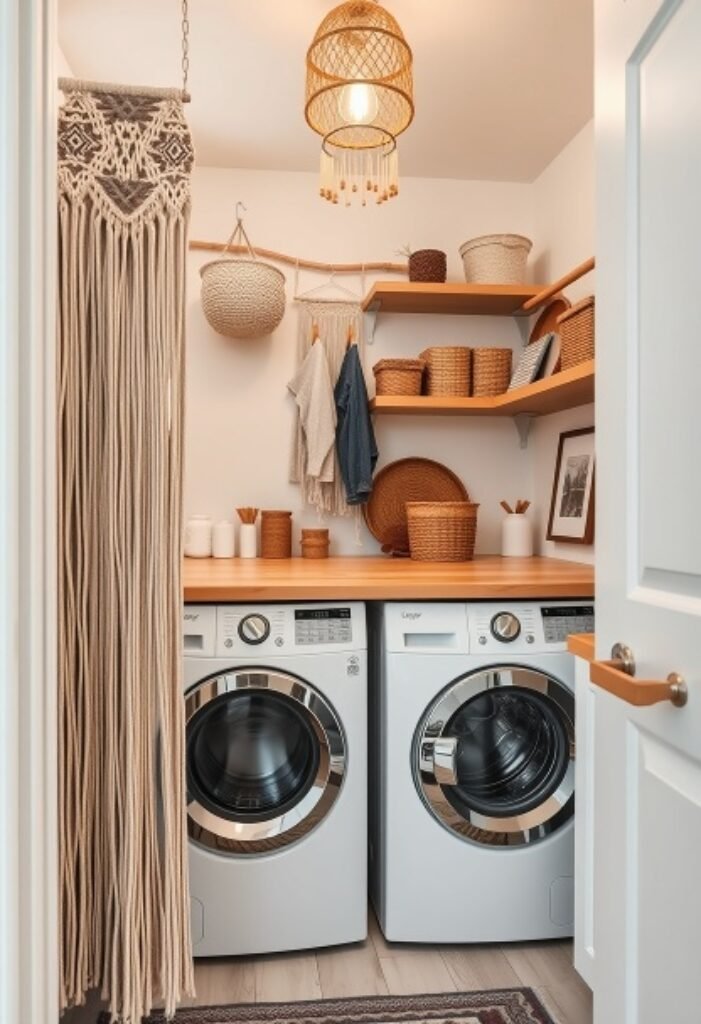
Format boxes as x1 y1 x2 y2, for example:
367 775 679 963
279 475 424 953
490 611 521 643
238 613 270 645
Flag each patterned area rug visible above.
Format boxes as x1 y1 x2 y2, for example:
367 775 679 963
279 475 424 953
140 989 556 1024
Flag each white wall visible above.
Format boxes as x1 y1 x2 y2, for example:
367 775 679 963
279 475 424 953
530 121 595 565
185 167 535 556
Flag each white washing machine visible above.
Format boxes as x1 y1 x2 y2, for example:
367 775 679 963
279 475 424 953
183 602 367 956
369 599 594 944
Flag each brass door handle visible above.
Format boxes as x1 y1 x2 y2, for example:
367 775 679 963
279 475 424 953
589 643 687 708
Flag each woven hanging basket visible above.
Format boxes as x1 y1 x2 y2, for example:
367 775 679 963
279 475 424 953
200 215 286 339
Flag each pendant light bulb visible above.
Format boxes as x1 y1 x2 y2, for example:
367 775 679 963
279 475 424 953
338 82 379 126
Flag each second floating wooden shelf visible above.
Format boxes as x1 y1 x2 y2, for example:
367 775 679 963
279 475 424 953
370 360 595 418
362 281 547 316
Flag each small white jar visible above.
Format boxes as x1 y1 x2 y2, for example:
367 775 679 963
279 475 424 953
184 514 212 558
212 521 236 559
239 522 258 559
501 514 533 557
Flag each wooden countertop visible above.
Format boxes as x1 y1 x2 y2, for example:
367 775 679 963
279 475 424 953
183 555 594 602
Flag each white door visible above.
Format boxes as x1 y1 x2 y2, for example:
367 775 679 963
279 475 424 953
594 0 701 1021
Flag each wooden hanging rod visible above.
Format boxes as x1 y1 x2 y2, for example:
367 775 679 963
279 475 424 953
189 240 408 275
522 256 596 312
58 77 190 103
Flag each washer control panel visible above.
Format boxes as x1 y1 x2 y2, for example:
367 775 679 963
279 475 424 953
468 601 594 654
541 605 595 644
295 607 352 646
182 603 366 657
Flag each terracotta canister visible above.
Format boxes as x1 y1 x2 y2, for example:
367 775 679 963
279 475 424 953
261 510 293 559
301 528 330 559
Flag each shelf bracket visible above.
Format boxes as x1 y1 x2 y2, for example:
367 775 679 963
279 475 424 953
364 302 380 345
513 413 535 449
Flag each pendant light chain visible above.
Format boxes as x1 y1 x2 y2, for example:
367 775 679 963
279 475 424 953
181 0 190 95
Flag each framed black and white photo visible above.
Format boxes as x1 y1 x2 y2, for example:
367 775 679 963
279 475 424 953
546 427 595 544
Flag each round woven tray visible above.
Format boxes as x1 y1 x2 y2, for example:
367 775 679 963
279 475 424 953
529 297 571 344
364 458 469 556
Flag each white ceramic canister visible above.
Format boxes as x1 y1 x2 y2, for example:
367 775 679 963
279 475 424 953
501 514 534 557
239 522 258 559
212 521 236 559
185 514 213 558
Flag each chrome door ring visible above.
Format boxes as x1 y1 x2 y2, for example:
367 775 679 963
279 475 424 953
185 669 346 855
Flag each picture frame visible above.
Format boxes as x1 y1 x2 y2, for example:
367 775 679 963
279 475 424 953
546 427 595 544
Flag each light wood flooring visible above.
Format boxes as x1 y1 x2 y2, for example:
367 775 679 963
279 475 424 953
186 909 593 1024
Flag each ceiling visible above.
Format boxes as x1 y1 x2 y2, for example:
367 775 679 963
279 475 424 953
58 0 593 183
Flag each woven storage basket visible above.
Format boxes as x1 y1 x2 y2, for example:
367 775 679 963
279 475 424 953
407 501 479 562
472 348 513 397
557 295 595 370
373 358 425 396
200 216 286 339
459 234 532 284
261 510 292 559
409 249 447 283
301 527 330 560
419 347 472 396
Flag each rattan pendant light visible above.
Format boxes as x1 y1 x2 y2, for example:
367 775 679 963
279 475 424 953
305 0 414 206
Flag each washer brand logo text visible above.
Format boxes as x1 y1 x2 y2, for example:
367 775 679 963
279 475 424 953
401 611 422 620
184 613 199 622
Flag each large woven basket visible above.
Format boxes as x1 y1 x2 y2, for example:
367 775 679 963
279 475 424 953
409 249 447 283
420 346 472 396
373 358 425 396
459 234 532 284
557 295 595 370
407 501 479 562
200 216 286 339
472 348 513 396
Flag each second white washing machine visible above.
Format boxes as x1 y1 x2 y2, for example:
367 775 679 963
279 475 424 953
369 600 594 944
184 602 367 957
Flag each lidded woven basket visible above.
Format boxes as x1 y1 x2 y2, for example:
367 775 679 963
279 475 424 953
200 212 286 339
407 501 479 562
459 234 532 284
373 358 425 396
557 296 595 370
420 347 472 396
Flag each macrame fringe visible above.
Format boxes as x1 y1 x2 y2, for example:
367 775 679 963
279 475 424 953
58 89 195 1024
291 300 366 520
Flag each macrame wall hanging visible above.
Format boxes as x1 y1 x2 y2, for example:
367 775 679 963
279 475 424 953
57 7 195 1022
290 274 367 517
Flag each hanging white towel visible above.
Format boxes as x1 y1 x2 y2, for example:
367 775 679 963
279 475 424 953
288 339 337 483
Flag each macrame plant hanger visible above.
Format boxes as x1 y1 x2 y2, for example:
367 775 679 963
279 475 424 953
57 4 195 1023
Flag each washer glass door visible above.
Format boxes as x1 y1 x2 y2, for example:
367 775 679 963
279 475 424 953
416 666 574 846
186 670 346 855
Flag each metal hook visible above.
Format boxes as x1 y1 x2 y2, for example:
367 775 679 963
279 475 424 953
235 201 247 222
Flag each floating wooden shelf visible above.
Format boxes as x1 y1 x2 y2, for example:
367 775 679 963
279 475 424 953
371 360 595 418
362 281 547 317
